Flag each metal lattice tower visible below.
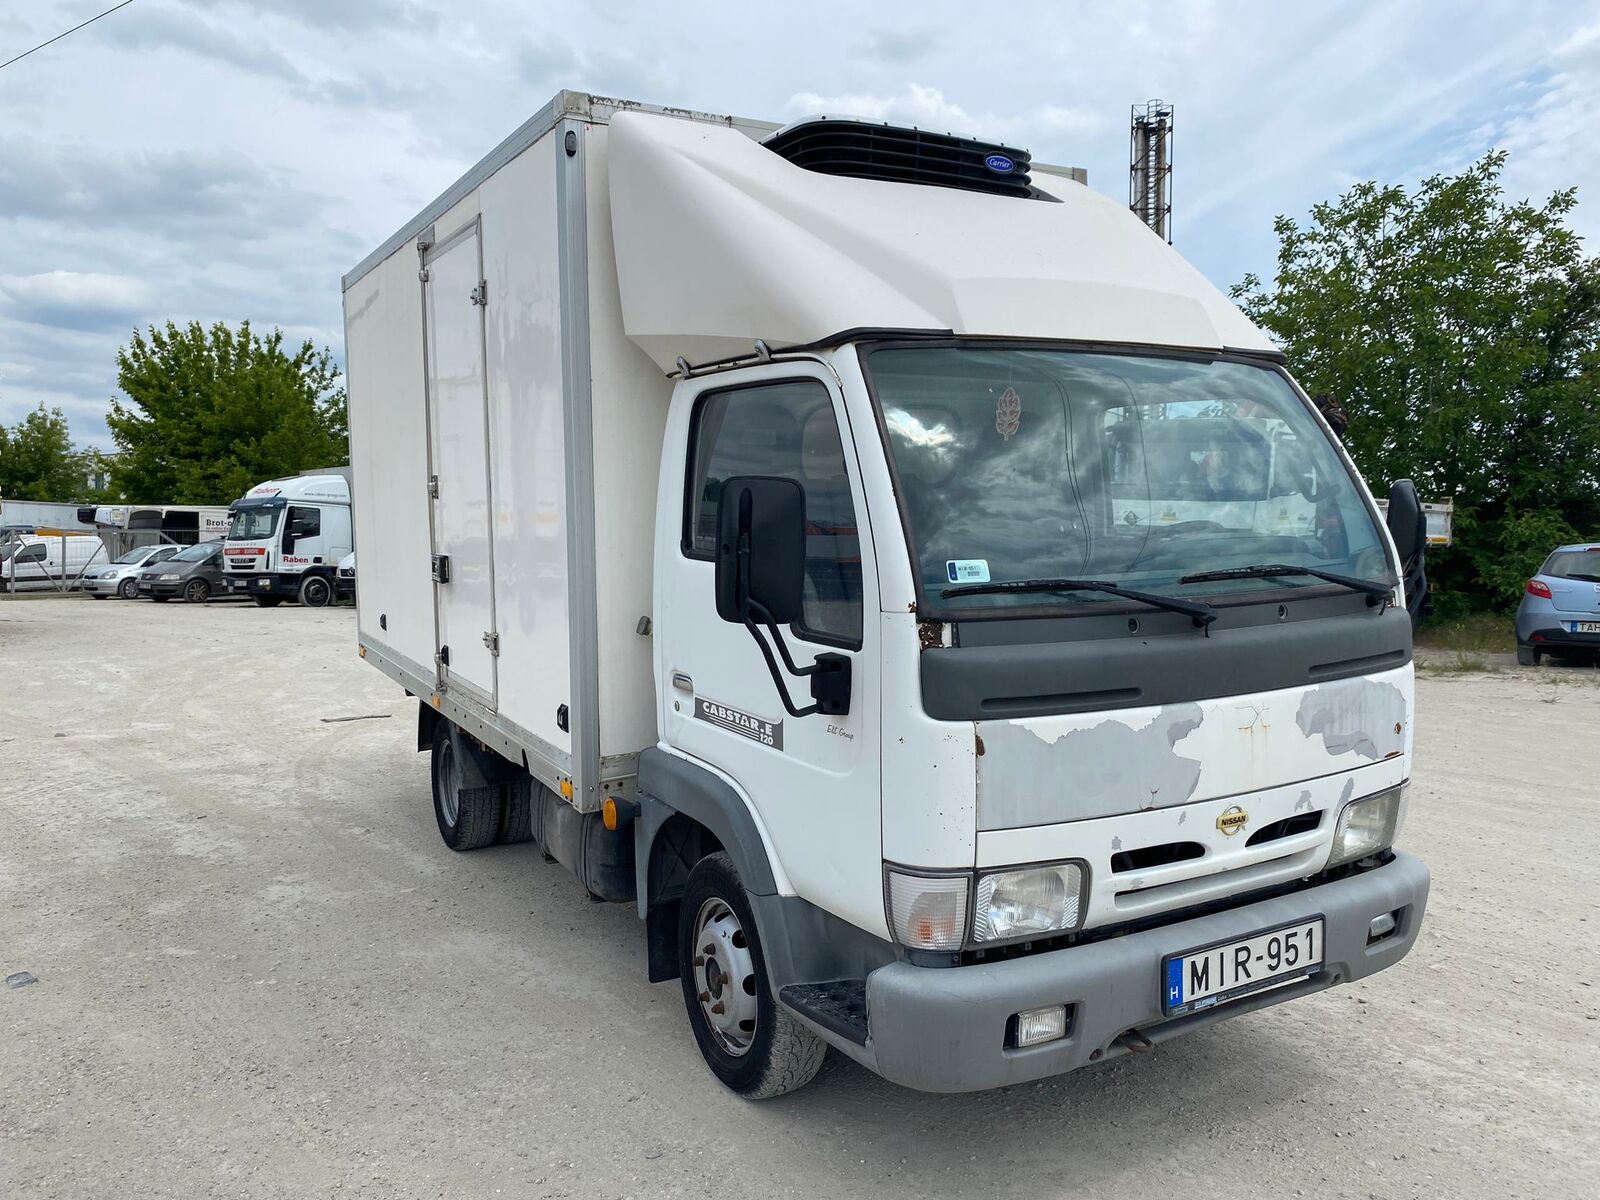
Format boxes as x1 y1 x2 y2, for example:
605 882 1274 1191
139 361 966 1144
1129 100 1174 242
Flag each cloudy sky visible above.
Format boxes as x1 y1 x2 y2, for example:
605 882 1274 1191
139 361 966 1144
2 0 1596 449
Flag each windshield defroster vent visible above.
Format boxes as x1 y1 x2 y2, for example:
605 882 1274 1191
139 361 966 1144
763 118 1040 199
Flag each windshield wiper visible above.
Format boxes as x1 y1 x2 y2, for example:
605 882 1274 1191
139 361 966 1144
942 578 1216 627
1178 563 1393 598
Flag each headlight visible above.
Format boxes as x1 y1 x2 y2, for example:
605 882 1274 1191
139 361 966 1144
1328 784 1407 868
159 573 180 581
973 863 1086 944
884 870 968 951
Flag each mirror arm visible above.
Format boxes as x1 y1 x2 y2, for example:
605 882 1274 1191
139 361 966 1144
741 621 823 719
741 601 851 717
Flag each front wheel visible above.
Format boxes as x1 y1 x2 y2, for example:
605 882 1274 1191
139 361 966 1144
299 574 333 608
678 852 825 1099
184 579 210 604
118 578 138 600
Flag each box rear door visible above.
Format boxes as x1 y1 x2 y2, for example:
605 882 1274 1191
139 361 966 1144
424 222 498 707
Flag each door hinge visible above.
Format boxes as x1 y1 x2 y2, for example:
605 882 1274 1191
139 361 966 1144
431 554 451 584
482 631 499 656
427 473 439 499
418 267 430 283
469 279 488 306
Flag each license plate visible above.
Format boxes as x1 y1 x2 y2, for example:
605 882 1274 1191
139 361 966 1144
1566 621 1600 633
1163 917 1323 1016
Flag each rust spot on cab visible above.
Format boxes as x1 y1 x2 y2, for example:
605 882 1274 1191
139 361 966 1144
975 733 985 757
918 620 945 652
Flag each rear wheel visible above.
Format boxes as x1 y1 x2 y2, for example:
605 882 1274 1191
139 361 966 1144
299 574 333 608
118 578 138 600
1517 644 1540 667
677 852 825 1099
184 579 210 604
253 595 285 608
430 721 500 850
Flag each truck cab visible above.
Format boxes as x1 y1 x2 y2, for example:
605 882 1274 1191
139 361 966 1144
221 473 353 607
344 94 1429 1098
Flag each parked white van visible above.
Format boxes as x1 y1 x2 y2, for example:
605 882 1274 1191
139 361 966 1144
0 534 107 592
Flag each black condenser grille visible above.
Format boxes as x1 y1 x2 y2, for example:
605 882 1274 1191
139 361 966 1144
763 118 1038 199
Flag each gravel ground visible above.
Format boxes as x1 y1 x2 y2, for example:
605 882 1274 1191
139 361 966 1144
2 597 1597 1199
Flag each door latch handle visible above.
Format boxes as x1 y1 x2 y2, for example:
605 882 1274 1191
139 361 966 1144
671 672 693 693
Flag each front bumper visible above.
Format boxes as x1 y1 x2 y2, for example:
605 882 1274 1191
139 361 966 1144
140 579 185 598
82 577 120 594
223 573 298 597
843 851 1428 1093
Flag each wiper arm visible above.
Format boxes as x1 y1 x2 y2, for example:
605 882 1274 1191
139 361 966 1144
1178 563 1393 598
942 577 1216 627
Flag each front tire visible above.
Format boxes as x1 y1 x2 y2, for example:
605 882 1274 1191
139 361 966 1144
678 852 825 1099
430 721 500 850
299 574 333 608
118 578 138 600
184 579 210 604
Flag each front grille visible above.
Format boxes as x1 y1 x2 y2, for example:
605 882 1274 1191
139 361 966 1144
763 118 1039 199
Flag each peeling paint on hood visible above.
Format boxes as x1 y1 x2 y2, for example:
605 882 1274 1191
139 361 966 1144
1296 677 1407 761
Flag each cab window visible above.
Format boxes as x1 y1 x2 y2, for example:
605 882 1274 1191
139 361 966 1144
684 379 863 647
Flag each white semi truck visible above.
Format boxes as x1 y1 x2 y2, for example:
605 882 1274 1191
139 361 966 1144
221 472 353 607
344 92 1430 1097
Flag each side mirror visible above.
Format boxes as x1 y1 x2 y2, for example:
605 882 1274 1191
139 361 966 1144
715 476 806 625
1385 479 1423 567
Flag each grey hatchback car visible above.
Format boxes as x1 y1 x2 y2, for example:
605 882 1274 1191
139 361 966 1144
137 539 227 603
1515 542 1600 665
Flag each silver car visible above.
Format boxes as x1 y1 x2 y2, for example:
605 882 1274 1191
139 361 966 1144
82 544 182 599
1515 542 1600 665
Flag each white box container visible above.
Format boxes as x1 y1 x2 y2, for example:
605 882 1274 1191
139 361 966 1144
343 93 775 811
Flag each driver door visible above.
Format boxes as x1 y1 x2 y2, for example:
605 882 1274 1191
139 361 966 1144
655 365 884 932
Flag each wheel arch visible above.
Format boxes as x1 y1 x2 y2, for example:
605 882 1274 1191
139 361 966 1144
635 748 784 983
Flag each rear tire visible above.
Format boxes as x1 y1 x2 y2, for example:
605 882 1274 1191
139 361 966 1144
184 579 210 604
253 596 284 608
430 721 500 850
118 578 138 600
677 852 826 1099
1517 644 1539 667
299 574 333 608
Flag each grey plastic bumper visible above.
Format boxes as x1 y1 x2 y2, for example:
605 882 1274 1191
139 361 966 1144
853 851 1429 1093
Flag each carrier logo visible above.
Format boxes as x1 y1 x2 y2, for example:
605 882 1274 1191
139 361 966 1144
984 153 1016 174
1215 805 1249 837
695 698 783 751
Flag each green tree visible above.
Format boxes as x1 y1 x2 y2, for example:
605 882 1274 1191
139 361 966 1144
0 402 81 501
1233 153 1600 611
108 320 348 504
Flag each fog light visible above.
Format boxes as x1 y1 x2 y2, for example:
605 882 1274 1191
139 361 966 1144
1012 1005 1068 1048
1367 911 1398 943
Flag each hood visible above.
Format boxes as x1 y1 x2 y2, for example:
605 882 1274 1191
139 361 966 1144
974 668 1412 831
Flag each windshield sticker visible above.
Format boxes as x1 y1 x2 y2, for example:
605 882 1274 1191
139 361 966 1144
995 387 1021 439
946 559 991 584
695 697 783 751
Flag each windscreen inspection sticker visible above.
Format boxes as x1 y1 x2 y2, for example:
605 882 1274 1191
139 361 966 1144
946 559 991 584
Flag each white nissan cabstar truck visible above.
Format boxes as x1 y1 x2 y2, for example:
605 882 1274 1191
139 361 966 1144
344 92 1430 1098
221 472 353 607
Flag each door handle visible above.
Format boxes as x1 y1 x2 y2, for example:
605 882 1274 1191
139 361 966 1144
671 672 693 693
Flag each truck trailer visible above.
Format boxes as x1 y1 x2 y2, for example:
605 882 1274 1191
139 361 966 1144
343 92 1430 1097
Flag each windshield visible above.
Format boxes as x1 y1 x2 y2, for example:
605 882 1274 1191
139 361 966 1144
1542 549 1600 581
172 541 218 563
866 346 1389 614
229 505 281 540
113 547 156 564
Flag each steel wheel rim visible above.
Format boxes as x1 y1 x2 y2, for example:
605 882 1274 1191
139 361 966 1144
691 896 758 1056
304 578 329 606
437 739 459 826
